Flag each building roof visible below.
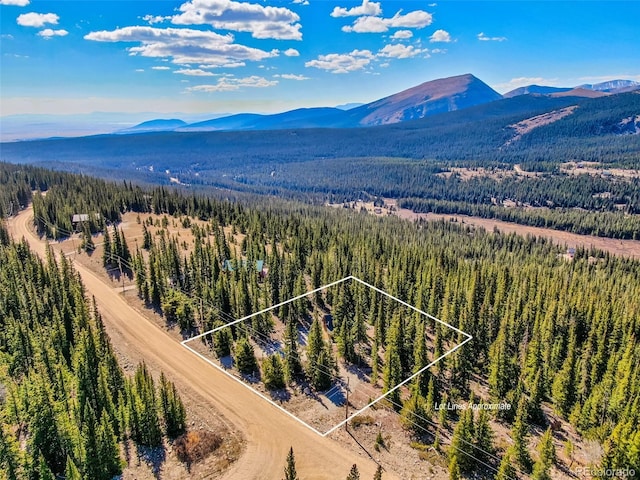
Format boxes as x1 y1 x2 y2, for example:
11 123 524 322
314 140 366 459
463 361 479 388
72 214 90 223
72 213 100 223
223 259 265 272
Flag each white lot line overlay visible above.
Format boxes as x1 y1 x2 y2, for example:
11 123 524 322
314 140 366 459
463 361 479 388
182 275 472 437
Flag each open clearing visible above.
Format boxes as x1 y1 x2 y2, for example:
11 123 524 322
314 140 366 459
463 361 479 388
334 199 640 259
560 161 640 179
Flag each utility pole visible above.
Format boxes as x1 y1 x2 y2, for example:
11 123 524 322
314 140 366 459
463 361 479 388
119 258 125 293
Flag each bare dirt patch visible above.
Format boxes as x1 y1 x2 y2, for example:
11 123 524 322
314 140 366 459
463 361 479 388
337 198 640 260
561 161 640 179
505 105 578 146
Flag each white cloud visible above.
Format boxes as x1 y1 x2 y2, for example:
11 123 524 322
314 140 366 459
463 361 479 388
284 48 299 57
305 49 373 73
186 75 278 92
342 9 432 33
142 14 170 25
331 0 381 18
135 69 145 72
152 66 171 70
274 73 309 80
342 16 387 33
172 0 302 40
0 0 29 6
17 12 59 27
378 43 424 59
200 61 246 68
292 0 309 4
429 29 450 43
391 30 413 39
477 32 507 42
428 3 437 6
175 68 216 76
85 26 276 66
38 28 68 38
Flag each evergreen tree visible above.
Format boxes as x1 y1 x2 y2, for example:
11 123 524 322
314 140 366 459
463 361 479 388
383 317 404 407
473 409 494 465
159 372 187 438
400 390 429 436
262 354 286 390
511 397 533 472
0 425 20 480
102 226 112 266
495 451 517 480
312 348 334 391
283 318 303 382
532 428 556 480
306 314 325 366
449 407 475 472
37 454 55 480
214 324 232 358
131 363 162 446
97 412 122 479
338 318 356 363
235 337 258 375
65 456 82 480
283 447 298 480
346 464 360 480
142 223 152 249
373 465 383 480
448 455 461 480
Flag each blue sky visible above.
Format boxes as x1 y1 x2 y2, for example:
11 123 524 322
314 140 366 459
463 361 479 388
1 0 639 116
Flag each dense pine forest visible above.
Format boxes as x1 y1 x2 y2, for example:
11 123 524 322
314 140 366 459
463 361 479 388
0 224 187 478
2 164 638 476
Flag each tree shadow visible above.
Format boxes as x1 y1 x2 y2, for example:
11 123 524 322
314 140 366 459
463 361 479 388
345 363 372 383
268 387 292 402
135 444 166 480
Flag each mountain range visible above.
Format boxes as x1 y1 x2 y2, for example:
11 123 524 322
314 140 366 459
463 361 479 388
117 75 639 135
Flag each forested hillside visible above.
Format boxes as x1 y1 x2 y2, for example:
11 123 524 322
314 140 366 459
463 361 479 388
5 165 638 476
2 93 639 239
0 222 187 478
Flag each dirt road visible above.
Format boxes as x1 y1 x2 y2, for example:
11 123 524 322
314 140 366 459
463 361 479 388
9 207 397 480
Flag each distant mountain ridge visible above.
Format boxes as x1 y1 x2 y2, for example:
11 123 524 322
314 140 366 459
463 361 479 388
108 75 640 135
579 79 640 92
346 73 502 126
119 119 187 134
505 79 640 98
121 73 502 134
503 85 573 98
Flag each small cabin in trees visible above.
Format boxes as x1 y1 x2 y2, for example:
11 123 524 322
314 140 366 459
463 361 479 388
71 213 100 232
223 259 266 279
